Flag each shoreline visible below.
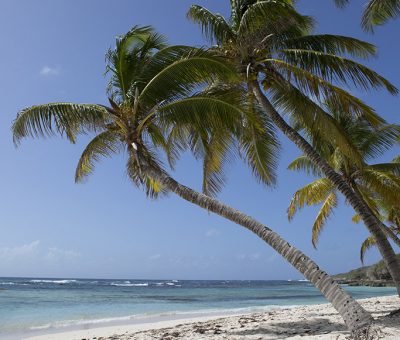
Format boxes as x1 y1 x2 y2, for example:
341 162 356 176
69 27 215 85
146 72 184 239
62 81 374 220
23 295 399 340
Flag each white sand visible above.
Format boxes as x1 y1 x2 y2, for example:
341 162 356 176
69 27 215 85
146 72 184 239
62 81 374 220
24 295 399 340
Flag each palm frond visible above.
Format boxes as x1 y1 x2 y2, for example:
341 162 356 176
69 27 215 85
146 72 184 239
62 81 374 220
282 35 376 59
358 124 400 159
265 75 364 165
287 155 323 177
360 235 376 264
75 131 121 183
106 26 167 100
362 0 400 31
366 162 400 176
139 51 238 106
13 103 109 145
239 105 280 186
238 0 314 37
187 5 234 44
361 169 400 207
287 178 335 220
201 130 234 196
277 50 398 95
312 192 338 248
266 59 386 127
157 97 243 132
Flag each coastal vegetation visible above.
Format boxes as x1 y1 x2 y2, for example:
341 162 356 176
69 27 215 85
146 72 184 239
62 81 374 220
188 0 400 296
286 112 400 261
334 254 400 286
10 0 400 339
12 24 375 338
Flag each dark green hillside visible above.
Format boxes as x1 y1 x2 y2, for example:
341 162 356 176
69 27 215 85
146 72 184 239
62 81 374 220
334 255 400 287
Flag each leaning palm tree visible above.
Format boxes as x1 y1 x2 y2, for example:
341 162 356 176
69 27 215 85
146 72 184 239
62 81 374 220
188 0 400 294
13 26 375 337
334 0 400 31
287 113 400 262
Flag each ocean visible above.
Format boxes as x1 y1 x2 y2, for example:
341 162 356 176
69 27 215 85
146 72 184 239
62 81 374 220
0 277 396 339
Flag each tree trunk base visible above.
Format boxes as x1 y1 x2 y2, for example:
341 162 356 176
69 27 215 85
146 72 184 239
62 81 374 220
388 308 400 317
352 323 380 340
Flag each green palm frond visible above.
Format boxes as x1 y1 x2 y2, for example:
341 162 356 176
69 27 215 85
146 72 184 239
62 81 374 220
237 0 313 37
106 26 167 100
266 59 385 127
12 103 109 145
201 131 234 196
366 162 400 176
287 178 335 220
266 75 364 165
279 49 398 94
312 192 338 248
358 124 400 159
157 97 243 131
356 184 381 216
239 106 280 186
139 51 238 105
75 131 121 183
361 169 400 207
362 0 400 31
288 155 322 177
187 5 235 44
360 235 376 263
282 35 376 59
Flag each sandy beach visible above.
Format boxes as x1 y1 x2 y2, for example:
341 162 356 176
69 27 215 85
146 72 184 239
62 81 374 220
24 295 399 340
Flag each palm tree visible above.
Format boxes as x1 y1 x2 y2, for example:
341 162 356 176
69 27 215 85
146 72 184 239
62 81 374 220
188 0 400 295
287 113 400 263
12 26 374 337
334 0 400 31
357 183 400 262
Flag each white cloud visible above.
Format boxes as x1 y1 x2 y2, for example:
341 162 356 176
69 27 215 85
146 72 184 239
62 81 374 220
149 254 161 260
205 229 220 237
40 66 60 76
236 252 261 261
0 241 80 265
46 247 80 262
0 240 40 261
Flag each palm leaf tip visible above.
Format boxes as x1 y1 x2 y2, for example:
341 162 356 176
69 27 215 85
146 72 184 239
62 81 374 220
12 103 109 146
362 0 400 31
75 130 120 183
311 192 337 248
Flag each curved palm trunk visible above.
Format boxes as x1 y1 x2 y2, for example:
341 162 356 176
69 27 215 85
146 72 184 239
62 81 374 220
250 80 400 295
145 165 373 338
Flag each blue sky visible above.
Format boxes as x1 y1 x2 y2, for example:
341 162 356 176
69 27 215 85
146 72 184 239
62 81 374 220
0 0 399 280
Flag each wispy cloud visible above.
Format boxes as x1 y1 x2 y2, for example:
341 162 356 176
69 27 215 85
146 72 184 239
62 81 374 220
149 254 161 260
46 247 80 262
40 66 60 76
0 241 80 264
0 240 40 261
236 253 261 261
205 228 220 237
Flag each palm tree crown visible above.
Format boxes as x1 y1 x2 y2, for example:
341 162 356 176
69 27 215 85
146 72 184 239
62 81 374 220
13 26 279 198
188 0 397 164
287 110 400 260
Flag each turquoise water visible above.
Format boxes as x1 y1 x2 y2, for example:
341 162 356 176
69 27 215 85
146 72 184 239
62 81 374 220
0 278 396 339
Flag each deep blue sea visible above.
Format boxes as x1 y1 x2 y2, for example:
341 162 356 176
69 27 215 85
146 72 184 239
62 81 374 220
0 277 396 339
